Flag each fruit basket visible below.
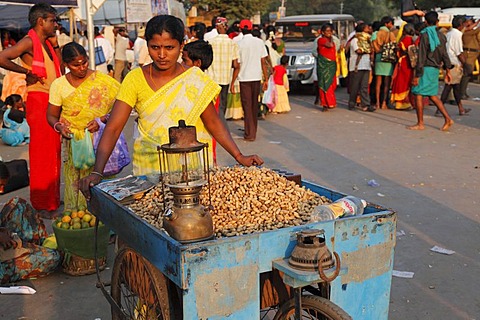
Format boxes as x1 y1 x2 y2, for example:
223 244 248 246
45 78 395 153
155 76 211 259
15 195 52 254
52 212 110 276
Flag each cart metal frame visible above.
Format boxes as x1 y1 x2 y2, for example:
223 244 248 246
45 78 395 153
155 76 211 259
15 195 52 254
90 180 396 319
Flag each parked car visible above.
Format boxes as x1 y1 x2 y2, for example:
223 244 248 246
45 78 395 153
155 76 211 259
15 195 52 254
274 14 355 87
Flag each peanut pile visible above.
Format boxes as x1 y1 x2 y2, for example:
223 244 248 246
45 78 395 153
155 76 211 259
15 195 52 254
129 167 331 238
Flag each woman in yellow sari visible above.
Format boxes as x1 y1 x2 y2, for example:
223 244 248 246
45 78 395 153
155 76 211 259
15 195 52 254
80 15 263 199
47 42 120 211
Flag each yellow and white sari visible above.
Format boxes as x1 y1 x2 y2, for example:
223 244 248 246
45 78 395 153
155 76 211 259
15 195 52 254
117 66 221 176
49 72 120 211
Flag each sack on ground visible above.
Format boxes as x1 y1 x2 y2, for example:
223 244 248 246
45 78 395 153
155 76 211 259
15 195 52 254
407 44 418 69
0 159 29 194
381 42 397 63
93 118 130 176
71 129 95 170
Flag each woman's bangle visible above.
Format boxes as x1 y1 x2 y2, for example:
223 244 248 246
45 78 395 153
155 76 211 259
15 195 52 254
91 171 104 179
53 122 62 133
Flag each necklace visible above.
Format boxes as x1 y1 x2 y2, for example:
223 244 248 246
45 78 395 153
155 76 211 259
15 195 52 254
149 64 159 89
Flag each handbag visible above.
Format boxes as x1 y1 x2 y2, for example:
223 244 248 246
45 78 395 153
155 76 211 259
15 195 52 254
94 39 106 66
93 118 131 176
380 40 397 63
71 129 96 170
407 44 418 69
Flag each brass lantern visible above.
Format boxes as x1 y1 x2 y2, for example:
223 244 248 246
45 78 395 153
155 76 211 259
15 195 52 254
158 120 213 243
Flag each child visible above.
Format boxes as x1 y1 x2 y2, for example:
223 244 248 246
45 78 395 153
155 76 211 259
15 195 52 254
181 40 220 163
182 40 213 71
271 55 291 113
107 64 114 78
354 23 372 72
0 94 30 146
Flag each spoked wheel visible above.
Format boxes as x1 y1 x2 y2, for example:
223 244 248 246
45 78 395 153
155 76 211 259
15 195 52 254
111 247 173 320
273 295 352 320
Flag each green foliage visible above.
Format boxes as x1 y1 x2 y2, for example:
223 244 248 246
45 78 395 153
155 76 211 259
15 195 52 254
192 0 274 21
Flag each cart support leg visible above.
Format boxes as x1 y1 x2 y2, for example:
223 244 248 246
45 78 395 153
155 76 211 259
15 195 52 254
294 287 302 320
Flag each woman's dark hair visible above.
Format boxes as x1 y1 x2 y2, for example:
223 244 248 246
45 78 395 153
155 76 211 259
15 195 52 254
371 21 382 32
183 40 213 71
146 15 185 44
280 55 289 65
4 94 22 108
252 29 261 38
321 23 333 32
62 42 87 64
403 23 415 36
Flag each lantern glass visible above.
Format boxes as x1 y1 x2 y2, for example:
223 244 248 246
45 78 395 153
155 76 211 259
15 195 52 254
163 149 205 186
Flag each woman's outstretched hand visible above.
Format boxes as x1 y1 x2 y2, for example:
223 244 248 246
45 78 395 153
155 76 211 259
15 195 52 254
236 154 264 166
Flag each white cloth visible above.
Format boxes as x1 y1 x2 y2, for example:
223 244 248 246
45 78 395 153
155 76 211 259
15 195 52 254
233 33 244 43
237 34 268 82
115 34 129 61
204 29 218 42
348 38 371 71
132 37 151 69
446 28 463 66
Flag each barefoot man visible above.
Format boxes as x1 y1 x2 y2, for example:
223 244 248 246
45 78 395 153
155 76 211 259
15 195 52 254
0 3 62 216
408 11 454 131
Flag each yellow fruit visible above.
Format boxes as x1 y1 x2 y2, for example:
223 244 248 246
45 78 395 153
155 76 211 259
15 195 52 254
61 215 71 223
71 212 78 219
82 214 92 223
89 216 96 227
77 211 85 219
56 221 62 228
61 222 70 229
72 217 81 225
81 222 90 229
73 222 82 229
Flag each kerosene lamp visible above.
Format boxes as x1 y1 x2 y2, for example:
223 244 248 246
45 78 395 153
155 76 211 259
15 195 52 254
158 120 213 243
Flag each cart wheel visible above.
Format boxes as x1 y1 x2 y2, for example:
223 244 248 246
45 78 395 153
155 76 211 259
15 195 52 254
273 295 352 320
111 247 173 320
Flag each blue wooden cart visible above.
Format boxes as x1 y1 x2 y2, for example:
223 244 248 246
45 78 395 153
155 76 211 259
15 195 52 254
89 180 396 319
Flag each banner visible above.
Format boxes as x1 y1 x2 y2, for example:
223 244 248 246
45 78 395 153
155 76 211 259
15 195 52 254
0 0 78 6
126 0 152 23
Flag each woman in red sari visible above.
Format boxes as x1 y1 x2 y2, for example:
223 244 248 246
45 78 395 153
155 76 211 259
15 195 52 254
317 24 337 112
391 23 416 110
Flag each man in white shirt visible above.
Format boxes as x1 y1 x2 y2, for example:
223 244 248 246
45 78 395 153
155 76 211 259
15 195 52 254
237 19 269 141
439 15 470 116
132 26 151 69
93 26 114 75
114 27 130 82
206 17 240 126
347 23 372 111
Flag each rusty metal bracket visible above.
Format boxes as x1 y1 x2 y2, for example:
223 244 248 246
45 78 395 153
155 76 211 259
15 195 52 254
318 251 341 283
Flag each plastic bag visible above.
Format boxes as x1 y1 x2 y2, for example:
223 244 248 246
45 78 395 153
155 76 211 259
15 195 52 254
71 128 95 170
93 118 131 176
262 75 277 111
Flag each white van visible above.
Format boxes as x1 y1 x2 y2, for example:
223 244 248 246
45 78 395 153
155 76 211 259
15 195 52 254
274 14 355 86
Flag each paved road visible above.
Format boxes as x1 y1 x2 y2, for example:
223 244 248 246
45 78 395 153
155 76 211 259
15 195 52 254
1 83 479 319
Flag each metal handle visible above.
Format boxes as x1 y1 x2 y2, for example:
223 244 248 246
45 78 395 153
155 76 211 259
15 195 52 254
318 251 341 283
